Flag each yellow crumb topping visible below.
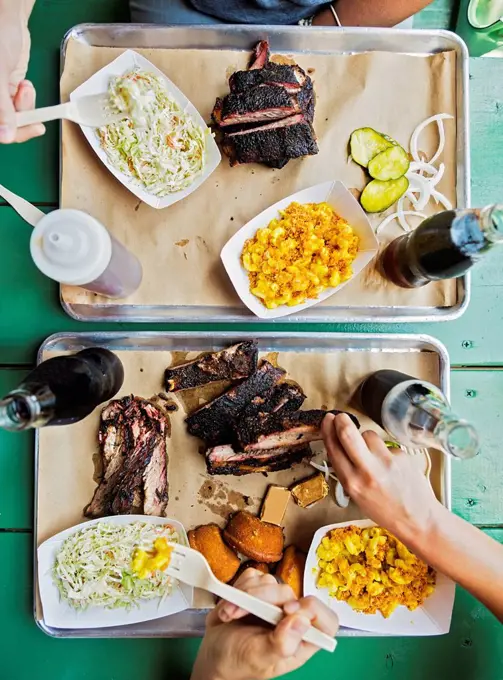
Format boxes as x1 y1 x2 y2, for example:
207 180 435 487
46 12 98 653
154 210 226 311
241 202 359 309
316 526 436 618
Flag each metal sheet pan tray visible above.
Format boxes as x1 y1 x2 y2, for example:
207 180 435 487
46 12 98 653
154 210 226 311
60 24 470 324
35 331 451 638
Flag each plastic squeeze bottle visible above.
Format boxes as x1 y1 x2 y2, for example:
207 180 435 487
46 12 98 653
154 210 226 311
359 369 480 459
30 209 142 298
0 348 124 431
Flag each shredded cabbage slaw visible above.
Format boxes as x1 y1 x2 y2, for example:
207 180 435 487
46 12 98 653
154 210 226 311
53 521 179 611
97 69 206 197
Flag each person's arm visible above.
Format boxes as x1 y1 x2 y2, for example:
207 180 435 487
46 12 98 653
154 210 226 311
313 0 434 27
0 0 44 143
322 413 503 622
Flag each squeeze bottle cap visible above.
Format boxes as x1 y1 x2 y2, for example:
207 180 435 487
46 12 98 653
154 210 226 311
30 209 112 286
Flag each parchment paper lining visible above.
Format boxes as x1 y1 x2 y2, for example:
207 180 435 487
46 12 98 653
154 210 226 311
37 347 441 613
60 40 457 312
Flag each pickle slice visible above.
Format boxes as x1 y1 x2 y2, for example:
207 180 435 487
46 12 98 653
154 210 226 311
349 128 392 168
368 145 410 181
360 176 409 213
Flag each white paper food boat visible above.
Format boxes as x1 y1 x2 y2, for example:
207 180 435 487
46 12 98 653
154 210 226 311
304 519 456 636
70 49 221 209
37 515 193 629
221 180 379 319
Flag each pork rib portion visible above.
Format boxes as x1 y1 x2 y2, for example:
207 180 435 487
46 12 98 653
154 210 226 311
185 361 285 446
229 63 307 94
85 395 168 518
164 340 258 392
222 114 318 166
236 409 360 452
240 382 306 419
213 84 301 127
206 443 312 475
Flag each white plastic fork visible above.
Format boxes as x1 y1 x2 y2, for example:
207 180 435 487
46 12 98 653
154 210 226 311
15 93 126 129
166 543 337 653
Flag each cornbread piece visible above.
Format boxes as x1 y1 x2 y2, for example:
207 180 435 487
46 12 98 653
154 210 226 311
236 409 360 452
164 341 258 392
290 472 329 508
185 361 285 446
276 546 306 599
188 524 240 583
205 443 312 475
260 485 291 526
224 511 284 563
232 560 270 584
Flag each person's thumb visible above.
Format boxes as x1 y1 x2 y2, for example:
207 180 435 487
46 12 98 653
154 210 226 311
0 78 16 143
269 614 311 658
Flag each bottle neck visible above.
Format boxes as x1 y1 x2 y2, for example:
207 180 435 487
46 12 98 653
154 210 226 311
0 387 55 431
382 380 480 459
480 204 503 244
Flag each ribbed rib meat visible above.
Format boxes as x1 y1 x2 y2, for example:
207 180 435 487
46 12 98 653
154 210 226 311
222 114 318 166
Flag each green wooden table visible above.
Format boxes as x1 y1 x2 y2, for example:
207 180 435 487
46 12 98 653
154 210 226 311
1 1 502 678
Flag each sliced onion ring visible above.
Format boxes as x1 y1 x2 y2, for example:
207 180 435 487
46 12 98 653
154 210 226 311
335 481 350 508
431 189 452 211
410 113 453 165
376 209 427 234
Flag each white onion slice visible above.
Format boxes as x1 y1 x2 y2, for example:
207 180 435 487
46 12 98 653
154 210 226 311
376 209 426 234
431 162 445 187
309 460 337 484
335 481 350 508
410 113 453 165
409 161 438 176
405 189 421 210
407 172 432 210
431 188 452 211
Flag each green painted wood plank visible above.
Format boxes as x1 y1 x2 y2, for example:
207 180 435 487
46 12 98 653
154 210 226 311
414 0 453 29
1 530 502 680
450 370 503 524
0 370 32 529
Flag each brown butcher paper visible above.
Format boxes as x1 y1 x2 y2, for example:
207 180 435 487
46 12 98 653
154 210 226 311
37 347 442 611
59 39 457 312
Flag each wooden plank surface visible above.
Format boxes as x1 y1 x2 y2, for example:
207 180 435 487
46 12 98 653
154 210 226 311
0 370 32 530
1 531 501 680
451 370 503 524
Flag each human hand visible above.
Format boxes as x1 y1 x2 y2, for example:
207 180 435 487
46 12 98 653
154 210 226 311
322 413 442 545
0 1 45 143
191 568 339 680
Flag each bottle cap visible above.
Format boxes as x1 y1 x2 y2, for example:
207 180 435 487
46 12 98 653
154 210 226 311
30 209 112 285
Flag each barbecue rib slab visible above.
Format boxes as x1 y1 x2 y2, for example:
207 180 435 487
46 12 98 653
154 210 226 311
240 382 306 419
85 395 168 518
222 114 318 166
206 443 312 475
164 340 258 392
214 85 302 127
236 409 360 451
229 63 307 94
185 361 285 446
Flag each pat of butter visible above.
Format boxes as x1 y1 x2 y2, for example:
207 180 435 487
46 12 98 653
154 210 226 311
260 485 291 526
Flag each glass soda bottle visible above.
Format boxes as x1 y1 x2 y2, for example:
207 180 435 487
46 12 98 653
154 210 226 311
0 348 124 431
381 205 503 287
359 369 480 459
